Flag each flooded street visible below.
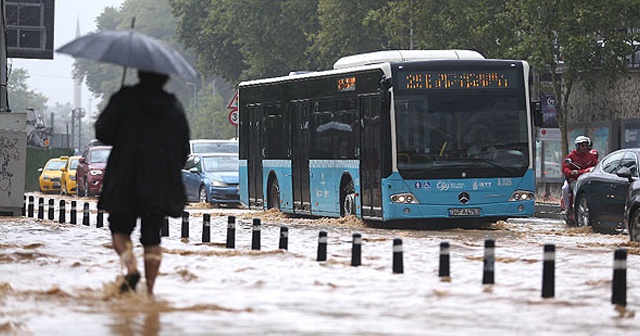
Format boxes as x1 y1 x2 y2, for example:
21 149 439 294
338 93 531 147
1 194 639 335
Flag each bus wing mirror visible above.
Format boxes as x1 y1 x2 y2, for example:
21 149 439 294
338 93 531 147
531 101 543 127
379 76 392 91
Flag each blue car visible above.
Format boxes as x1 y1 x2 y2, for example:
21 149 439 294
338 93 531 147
182 153 241 206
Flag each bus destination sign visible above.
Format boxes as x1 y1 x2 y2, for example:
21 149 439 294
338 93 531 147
399 70 517 90
337 77 356 92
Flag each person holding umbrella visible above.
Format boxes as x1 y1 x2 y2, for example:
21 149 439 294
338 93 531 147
58 30 195 296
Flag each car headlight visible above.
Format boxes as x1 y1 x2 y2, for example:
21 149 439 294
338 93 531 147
70 176 76 181
509 190 535 201
390 192 420 204
210 180 228 187
42 175 51 180
89 170 103 176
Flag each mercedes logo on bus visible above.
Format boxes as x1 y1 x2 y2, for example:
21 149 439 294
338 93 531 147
458 192 470 204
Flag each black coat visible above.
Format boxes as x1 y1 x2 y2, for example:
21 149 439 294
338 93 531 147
95 84 190 217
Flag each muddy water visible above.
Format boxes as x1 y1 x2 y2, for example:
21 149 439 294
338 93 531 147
1 197 639 335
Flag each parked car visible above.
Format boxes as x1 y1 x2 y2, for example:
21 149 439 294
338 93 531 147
189 139 238 154
76 146 111 197
38 156 68 193
182 153 240 206
60 155 81 195
573 148 640 233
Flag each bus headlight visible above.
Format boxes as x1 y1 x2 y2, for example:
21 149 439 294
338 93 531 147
509 190 535 201
390 193 420 204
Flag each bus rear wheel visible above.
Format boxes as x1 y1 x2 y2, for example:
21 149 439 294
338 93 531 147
267 178 280 210
341 179 356 217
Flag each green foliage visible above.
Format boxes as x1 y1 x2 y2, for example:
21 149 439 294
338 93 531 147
188 82 237 140
6 67 47 112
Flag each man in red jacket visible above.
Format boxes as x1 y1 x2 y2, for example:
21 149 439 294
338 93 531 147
561 136 599 217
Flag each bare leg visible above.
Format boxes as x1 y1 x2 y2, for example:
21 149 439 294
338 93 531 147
143 245 162 296
112 233 137 274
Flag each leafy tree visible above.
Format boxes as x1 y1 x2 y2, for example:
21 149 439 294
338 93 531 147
505 0 640 155
171 0 319 83
189 82 237 140
309 0 388 69
6 67 47 112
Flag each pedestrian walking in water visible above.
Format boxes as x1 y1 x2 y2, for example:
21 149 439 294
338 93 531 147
95 70 190 296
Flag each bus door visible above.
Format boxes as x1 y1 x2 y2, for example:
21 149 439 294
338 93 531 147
247 104 264 207
360 94 383 219
291 100 311 213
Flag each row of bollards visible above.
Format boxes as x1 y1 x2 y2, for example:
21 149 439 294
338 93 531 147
24 195 104 228
23 194 628 307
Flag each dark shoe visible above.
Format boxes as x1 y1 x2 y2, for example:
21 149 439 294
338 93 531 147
120 271 141 293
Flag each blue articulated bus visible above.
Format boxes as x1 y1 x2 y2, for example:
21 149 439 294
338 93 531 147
238 50 542 223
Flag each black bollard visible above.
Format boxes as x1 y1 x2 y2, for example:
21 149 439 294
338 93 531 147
439 241 450 278
251 218 261 250
542 244 555 298
82 202 90 226
226 216 236 249
48 199 54 220
59 200 66 223
317 231 327 261
181 211 189 238
161 216 169 237
482 239 495 284
202 213 211 243
612 249 627 306
70 200 77 224
37 197 44 219
351 233 362 266
27 195 34 217
393 238 404 274
279 226 288 250
22 195 26 216
97 209 104 228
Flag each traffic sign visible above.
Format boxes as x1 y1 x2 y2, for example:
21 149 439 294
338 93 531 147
227 91 238 111
227 91 238 126
229 110 238 126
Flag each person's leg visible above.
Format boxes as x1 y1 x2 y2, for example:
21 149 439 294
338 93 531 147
109 212 141 292
143 245 162 296
140 212 163 296
561 180 570 211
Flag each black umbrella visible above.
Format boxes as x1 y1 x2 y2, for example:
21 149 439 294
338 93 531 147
56 30 197 82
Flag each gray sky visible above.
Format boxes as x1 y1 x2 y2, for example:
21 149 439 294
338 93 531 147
10 0 126 113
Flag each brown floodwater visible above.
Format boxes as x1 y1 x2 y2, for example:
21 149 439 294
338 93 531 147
1 194 639 335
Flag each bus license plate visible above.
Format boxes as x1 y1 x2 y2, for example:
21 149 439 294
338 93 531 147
449 208 481 216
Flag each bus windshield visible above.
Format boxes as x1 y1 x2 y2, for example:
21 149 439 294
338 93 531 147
395 91 529 179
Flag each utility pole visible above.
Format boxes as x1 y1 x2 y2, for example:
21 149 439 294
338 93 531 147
1 0 10 112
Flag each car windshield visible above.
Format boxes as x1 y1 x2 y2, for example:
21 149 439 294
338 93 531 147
192 141 238 154
45 161 66 170
202 156 239 172
90 149 111 163
69 159 79 170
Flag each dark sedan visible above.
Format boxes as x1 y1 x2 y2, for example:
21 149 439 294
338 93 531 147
573 148 639 233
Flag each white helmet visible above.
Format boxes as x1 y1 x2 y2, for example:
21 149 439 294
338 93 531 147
575 135 590 148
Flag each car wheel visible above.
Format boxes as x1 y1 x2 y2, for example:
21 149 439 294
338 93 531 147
630 208 640 242
198 186 207 203
340 179 356 217
61 183 67 196
267 179 280 210
575 195 591 228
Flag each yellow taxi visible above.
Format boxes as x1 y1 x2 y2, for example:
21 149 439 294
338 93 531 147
60 155 81 195
38 156 68 194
